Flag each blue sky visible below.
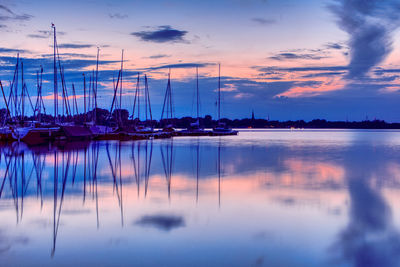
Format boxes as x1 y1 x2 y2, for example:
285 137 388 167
0 0 400 121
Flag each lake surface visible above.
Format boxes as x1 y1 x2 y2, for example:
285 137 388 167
0 129 400 267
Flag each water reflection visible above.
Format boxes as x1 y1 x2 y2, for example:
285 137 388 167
331 145 400 266
0 130 399 266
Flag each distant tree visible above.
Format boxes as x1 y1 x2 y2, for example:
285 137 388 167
0 108 7 124
112 109 129 124
95 108 110 124
204 115 212 128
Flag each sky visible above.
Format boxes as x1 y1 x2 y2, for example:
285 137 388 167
0 0 400 121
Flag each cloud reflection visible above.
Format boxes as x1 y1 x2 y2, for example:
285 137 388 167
135 214 185 231
330 151 400 266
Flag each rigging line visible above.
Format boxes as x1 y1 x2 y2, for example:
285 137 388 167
22 83 35 116
145 75 153 122
132 73 139 119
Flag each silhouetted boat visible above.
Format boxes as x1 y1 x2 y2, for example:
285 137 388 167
212 64 238 136
130 74 155 136
179 67 210 136
17 124 61 145
61 124 92 140
160 70 177 135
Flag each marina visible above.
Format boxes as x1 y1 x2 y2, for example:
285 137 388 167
0 25 237 147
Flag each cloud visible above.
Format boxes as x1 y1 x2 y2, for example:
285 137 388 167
220 83 238 92
325 42 344 50
42 53 95 59
27 30 65 39
27 34 47 39
374 68 400 75
0 47 28 54
251 17 276 25
0 5 13 14
329 0 400 79
301 71 346 78
269 52 326 61
0 55 120 81
109 13 128 19
58 43 94 49
147 54 170 59
0 4 32 21
135 214 185 231
131 25 188 43
234 92 253 99
257 66 348 73
145 62 213 71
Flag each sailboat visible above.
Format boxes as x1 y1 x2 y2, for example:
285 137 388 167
0 54 60 145
130 73 154 135
86 48 118 138
160 69 176 134
212 64 238 136
180 66 210 136
95 50 128 140
51 24 92 141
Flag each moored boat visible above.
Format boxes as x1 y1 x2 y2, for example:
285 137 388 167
212 64 238 136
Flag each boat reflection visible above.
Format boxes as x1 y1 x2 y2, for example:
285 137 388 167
0 131 399 266
0 139 227 257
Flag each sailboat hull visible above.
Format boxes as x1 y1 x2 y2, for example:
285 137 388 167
211 128 239 136
21 127 61 145
61 125 93 140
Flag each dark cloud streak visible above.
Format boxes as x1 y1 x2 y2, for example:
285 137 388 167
58 43 94 49
147 54 170 59
145 62 214 71
0 47 29 54
257 66 348 73
329 0 400 79
131 25 188 43
269 52 326 61
0 4 32 21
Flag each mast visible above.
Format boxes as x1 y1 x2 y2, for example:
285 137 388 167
218 63 221 122
120 50 123 112
138 73 140 121
160 69 173 125
92 69 95 123
169 69 173 122
72 83 78 116
145 74 152 122
109 70 121 121
145 74 147 121
39 67 46 122
14 54 19 120
95 47 99 123
83 74 86 123
196 66 199 120
38 69 41 122
21 61 24 123
132 74 140 121
34 67 43 122
52 24 58 124
88 75 91 120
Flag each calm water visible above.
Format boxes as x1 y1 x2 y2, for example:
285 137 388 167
1 129 400 267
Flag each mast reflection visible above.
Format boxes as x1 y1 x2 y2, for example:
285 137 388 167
0 139 228 257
